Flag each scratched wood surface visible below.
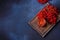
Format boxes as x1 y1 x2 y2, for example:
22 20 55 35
28 14 60 37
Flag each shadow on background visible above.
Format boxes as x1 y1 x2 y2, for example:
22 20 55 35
0 0 21 18
0 30 9 40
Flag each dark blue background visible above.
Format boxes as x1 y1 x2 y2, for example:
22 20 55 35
0 0 60 40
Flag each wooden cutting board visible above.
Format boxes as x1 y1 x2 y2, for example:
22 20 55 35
28 14 60 37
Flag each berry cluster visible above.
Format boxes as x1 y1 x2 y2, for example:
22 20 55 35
37 4 59 25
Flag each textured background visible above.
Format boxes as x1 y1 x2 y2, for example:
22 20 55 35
0 0 60 40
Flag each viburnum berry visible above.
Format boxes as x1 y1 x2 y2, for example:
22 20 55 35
38 0 48 4
37 11 46 19
47 16 57 24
